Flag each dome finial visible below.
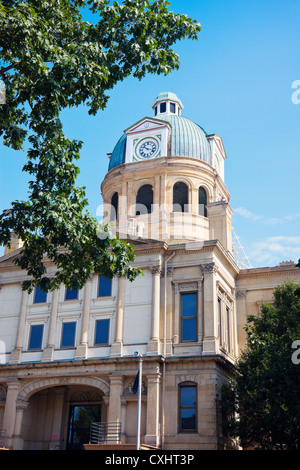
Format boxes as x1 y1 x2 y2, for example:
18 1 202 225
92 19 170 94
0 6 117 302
152 92 184 117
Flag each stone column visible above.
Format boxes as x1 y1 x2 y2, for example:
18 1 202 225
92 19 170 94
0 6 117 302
164 267 173 356
49 388 65 450
118 184 129 236
2 379 20 449
76 277 93 359
201 262 218 354
144 371 161 447
111 276 125 357
12 400 29 450
159 174 169 240
191 187 198 215
147 266 162 355
107 375 123 443
9 287 29 363
42 289 60 362
120 400 127 444
235 289 247 355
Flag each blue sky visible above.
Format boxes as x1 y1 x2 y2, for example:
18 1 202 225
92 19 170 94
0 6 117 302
1 0 300 267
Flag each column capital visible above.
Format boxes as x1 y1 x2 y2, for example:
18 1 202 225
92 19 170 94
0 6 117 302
201 262 218 274
150 265 162 276
109 374 124 386
16 399 29 412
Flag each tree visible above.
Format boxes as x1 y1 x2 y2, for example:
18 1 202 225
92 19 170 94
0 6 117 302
222 281 300 450
0 0 201 292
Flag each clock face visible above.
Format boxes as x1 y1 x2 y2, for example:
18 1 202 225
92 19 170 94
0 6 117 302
139 140 157 159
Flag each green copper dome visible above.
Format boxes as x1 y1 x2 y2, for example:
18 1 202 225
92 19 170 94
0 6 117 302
108 93 211 171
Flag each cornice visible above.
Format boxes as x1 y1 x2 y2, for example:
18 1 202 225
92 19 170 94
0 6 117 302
237 265 300 280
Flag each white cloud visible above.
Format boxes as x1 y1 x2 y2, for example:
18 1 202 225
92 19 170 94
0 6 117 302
249 236 300 267
234 207 263 221
233 207 300 226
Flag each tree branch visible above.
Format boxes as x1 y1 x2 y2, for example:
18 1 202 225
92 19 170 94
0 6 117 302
0 205 27 220
0 61 19 75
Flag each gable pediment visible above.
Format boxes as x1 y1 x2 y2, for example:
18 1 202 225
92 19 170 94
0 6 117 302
124 117 171 136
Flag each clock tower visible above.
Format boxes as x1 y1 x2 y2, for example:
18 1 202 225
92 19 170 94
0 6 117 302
102 92 231 250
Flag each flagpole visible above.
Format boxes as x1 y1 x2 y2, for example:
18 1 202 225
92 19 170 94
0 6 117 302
136 354 142 450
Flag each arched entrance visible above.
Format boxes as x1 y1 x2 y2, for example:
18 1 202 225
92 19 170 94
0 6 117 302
66 388 103 450
18 377 109 450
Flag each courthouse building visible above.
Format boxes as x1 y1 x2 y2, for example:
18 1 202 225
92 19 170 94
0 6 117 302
0 92 299 450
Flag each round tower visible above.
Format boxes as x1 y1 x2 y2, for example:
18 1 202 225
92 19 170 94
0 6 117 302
101 92 232 251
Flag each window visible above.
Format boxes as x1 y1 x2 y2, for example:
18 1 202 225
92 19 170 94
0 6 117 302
155 106 158 116
160 102 166 113
61 322 76 348
98 275 112 297
65 287 78 301
181 293 197 342
28 325 44 350
218 297 222 341
179 383 197 432
111 192 118 220
136 184 153 215
95 319 110 345
173 182 188 212
226 306 230 351
198 187 207 217
170 102 176 114
34 286 47 303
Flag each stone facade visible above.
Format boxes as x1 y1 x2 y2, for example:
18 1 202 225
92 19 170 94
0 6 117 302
0 92 299 450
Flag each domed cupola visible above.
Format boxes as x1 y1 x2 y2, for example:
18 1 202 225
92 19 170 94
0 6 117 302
102 92 231 249
108 92 212 171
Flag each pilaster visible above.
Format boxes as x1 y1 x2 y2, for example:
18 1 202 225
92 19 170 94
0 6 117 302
201 262 218 354
9 287 28 364
2 379 20 449
144 370 161 447
147 265 162 355
75 277 93 359
42 289 60 362
111 276 125 357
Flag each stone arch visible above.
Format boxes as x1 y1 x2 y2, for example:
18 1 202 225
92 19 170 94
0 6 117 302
166 175 193 192
18 376 110 401
132 178 155 195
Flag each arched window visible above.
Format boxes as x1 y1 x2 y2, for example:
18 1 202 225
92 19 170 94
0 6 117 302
173 182 188 212
178 382 197 432
136 184 153 215
111 192 118 220
198 187 207 217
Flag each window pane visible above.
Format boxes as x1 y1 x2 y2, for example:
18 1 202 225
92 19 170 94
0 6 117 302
34 286 47 303
111 192 118 220
170 102 176 113
179 385 197 431
65 288 78 300
29 325 44 350
198 187 207 217
173 182 188 212
98 275 112 297
160 102 166 113
180 386 197 406
182 318 197 341
136 184 153 215
181 293 197 317
181 409 196 430
95 319 110 345
61 322 76 348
